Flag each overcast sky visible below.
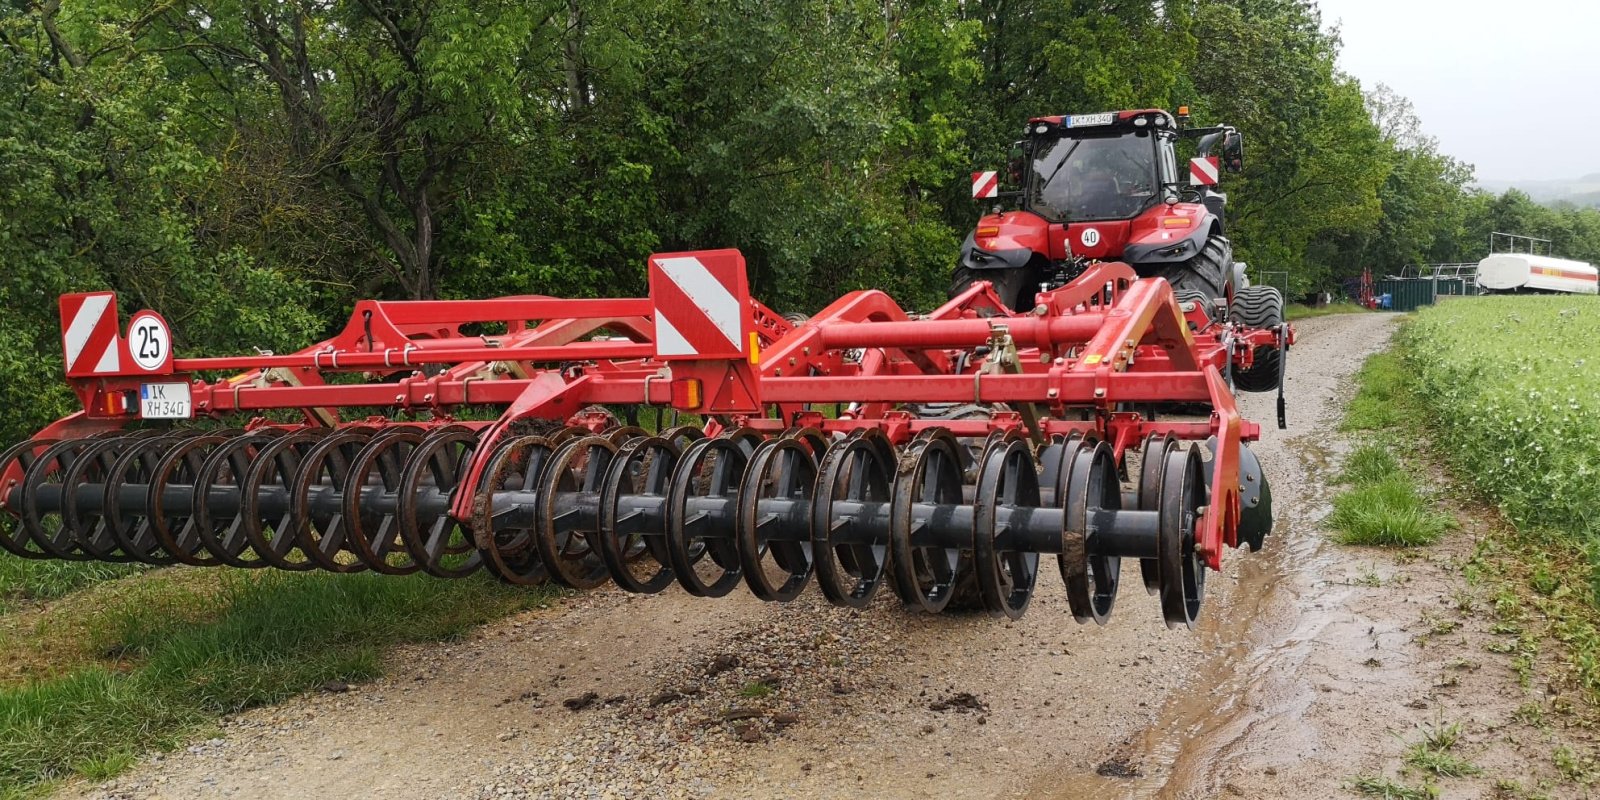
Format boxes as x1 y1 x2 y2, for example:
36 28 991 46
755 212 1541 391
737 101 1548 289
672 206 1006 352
1317 0 1599 182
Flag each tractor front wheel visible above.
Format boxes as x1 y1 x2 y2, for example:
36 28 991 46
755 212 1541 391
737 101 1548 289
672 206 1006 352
1156 236 1232 318
1230 285 1285 393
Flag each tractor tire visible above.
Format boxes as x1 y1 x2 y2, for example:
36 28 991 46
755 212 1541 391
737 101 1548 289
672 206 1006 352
1156 236 1231 318
951 265 1033 313
1230 286 1284 393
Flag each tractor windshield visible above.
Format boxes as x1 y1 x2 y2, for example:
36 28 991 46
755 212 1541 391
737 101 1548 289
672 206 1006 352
1027 133 1158 222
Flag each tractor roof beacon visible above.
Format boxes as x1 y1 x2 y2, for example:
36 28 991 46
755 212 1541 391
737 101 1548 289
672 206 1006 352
955 108 1257 319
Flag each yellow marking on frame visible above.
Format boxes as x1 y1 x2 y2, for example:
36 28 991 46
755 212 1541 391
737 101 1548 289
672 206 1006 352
748 332 761 365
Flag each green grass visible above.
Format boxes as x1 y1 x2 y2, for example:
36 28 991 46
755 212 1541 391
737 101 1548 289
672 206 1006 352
1330 478 1452 547
1348 774 1437 799
1342 351 1415 432
1287 301 1372 321
1339 444 1403 486
1328 439 1452 549
0 569 555 796
1402 721 1481 778
1333 354 1454 548
0 558 144 613
738 681 774 699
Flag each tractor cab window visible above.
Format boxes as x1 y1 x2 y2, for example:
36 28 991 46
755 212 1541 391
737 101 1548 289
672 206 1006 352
1028 133 1158 222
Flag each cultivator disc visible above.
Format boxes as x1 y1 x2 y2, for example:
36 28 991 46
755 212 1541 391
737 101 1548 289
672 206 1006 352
0 248 1291 628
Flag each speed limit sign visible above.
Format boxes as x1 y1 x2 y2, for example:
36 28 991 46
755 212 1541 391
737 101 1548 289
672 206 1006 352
127 312 173 372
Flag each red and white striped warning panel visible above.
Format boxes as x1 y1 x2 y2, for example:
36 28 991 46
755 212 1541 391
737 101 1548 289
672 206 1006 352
1189 156 1220 186
648 249 750 360
972 171 999 199
60 292 122 377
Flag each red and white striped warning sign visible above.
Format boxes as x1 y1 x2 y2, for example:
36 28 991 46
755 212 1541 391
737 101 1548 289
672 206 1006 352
648 250 750 360
971 171 999 199
59 292 122 377
1189 156 1220 186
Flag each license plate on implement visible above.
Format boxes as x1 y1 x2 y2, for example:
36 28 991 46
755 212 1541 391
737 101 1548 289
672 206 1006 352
140 383 192 419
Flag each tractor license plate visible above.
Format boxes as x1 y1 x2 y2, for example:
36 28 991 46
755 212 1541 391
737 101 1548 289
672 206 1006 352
1065 112 1115 127
139 383 192 419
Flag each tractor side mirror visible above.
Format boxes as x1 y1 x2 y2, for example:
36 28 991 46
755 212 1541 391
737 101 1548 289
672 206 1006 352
1222 131 1245 173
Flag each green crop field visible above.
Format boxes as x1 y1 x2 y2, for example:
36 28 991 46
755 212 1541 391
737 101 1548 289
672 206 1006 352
1401 297 1600 550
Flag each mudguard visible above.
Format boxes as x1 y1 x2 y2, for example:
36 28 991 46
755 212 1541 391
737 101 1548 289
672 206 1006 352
958 231 1035 271
1122 213 1218 265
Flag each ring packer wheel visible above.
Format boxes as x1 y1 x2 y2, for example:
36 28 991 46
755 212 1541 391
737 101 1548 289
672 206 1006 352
1137 433 1178 595
1059 438 1123 625
973 436 1041 619
103 434 193 565
664 433 753 598
238 430 329 571
1158 443 1208 629
190 431 281 568
58 436 141 562
147 433 233 566
737 436 817 602
811 429 894 608
396 427 484 579
533 435 616 589
291 428 378 573
596 435 680 594
341 428 427 574
472 435 554 586
889 429 969 613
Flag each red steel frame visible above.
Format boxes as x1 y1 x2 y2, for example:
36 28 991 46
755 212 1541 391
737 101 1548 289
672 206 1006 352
26 253 1289 570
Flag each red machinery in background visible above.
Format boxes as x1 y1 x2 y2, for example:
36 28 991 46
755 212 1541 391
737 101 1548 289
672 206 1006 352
1 249 1289 628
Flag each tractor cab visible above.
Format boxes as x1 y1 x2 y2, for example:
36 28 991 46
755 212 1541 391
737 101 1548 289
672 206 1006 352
1021 111 1178 224
956 107 1246 313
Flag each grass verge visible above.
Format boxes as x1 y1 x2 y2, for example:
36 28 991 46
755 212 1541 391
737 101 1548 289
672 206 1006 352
0 568 555 797
1331 358 1453 548
0 559 145 614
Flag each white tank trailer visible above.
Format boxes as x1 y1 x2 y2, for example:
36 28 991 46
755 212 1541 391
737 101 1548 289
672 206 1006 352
1476 253 1598 295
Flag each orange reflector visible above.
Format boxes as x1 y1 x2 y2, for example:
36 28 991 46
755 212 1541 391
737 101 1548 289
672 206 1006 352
1162 217 1193 227
671 378 702 409
1178 105 1190 116
977 226 1000 237
748 332 761 365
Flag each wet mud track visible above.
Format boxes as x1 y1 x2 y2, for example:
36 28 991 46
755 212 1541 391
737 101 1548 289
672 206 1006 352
70 312 1503 800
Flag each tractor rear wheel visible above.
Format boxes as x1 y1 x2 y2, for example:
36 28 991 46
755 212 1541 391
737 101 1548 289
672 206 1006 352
1230 286 1284 393
1156 235 1231 317
950 265 1033 313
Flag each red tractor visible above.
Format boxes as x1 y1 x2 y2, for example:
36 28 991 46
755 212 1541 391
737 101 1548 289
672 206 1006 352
957 108 1282 391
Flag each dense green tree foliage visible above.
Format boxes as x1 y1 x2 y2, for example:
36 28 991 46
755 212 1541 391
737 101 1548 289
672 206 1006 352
3 0 1598 443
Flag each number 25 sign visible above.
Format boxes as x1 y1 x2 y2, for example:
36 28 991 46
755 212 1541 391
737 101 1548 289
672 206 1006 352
127 311 173 372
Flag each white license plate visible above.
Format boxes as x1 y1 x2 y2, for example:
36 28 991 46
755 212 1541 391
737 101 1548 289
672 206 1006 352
1065 112 1115 127
140 383 192 419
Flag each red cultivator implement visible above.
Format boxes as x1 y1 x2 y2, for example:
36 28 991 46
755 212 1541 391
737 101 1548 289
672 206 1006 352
0 248 1289 628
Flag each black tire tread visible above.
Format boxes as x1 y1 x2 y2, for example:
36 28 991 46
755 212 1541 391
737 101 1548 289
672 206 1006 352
1156 236 1230 306
1230 286 1284 393
950 265 1033 313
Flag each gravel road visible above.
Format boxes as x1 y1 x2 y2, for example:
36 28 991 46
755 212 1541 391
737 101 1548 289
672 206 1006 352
71 311 1585 800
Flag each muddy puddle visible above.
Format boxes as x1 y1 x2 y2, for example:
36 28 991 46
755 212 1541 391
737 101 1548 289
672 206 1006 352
1030 314 1416 798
